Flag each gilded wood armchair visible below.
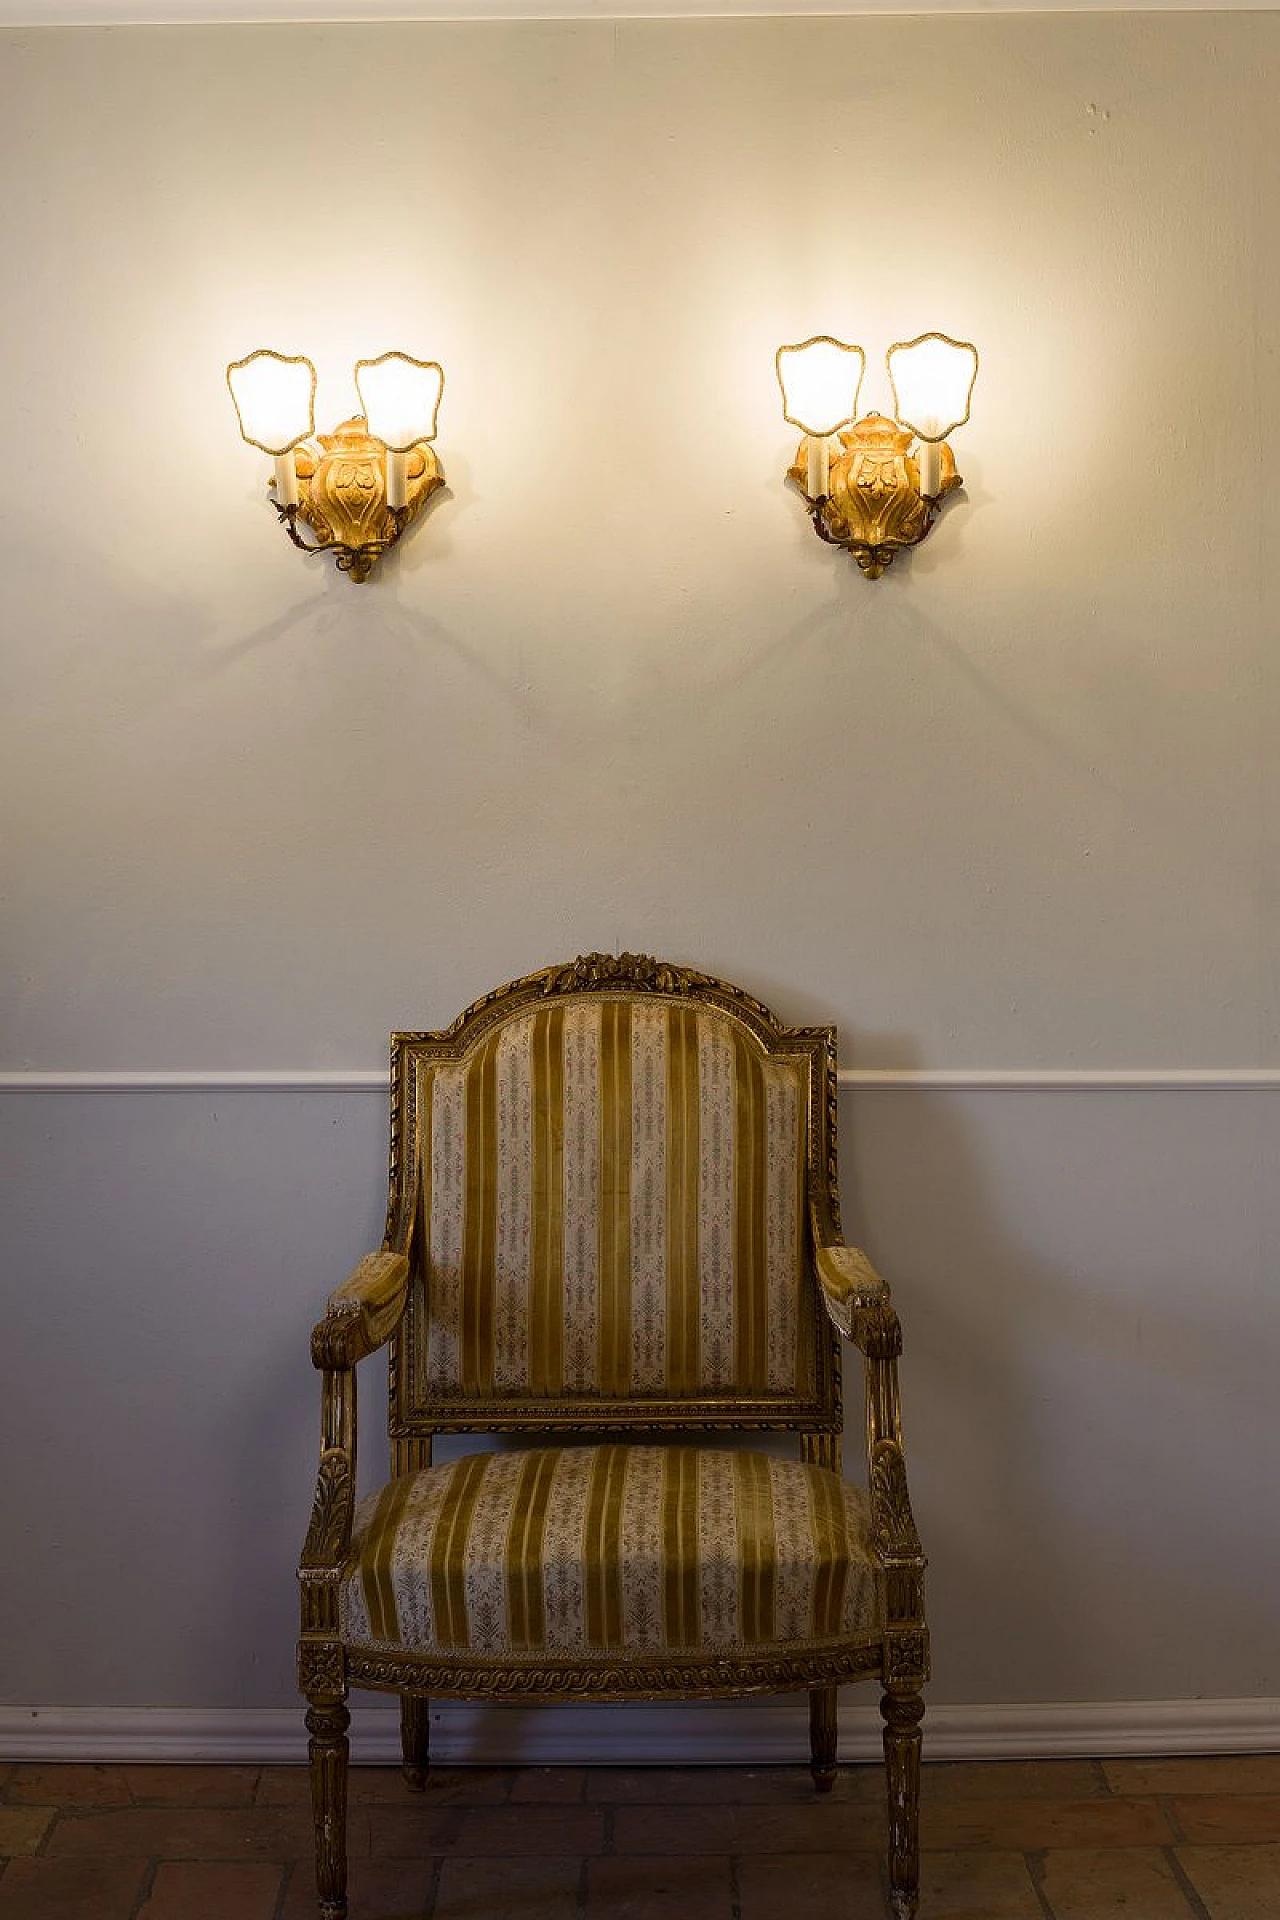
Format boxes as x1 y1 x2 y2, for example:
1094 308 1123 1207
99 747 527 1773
299 956 928 1918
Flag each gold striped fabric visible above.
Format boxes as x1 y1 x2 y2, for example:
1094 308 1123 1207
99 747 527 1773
419 1000 808 1403
339 1447 881 1659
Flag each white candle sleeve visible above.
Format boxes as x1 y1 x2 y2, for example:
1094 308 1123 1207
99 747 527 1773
805 435 830 500
272 451 299 509
386 450 409 512
916 440 942 498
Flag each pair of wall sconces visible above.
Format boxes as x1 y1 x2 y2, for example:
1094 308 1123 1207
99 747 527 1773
777 332 979 578
228 330 978 585
226 349 445 582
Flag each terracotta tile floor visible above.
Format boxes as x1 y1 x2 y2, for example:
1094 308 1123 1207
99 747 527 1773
2 1755 1278 1917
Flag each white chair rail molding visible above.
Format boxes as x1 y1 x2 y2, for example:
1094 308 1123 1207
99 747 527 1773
226 348 447 583
777 331 979 579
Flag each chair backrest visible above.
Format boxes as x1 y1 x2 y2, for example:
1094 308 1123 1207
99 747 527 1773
385 955 843 1440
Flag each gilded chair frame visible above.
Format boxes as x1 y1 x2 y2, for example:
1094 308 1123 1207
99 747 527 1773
298 954 928 1919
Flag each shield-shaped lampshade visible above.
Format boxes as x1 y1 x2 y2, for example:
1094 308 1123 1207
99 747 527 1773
776 337 865 438
354 353 445 453
886 334 979 442
226 350 317 456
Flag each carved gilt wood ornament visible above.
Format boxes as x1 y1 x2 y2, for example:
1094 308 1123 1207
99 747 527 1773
282 419 443 583
788 414 961 579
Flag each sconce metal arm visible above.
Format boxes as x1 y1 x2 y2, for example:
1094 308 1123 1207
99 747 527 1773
809 497 842 547
273 501 412 580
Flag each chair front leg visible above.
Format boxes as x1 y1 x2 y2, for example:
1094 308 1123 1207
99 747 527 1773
305 1694 351 1920
808 1684 839 1792
880 1685 923 1920
400 1692 430 1791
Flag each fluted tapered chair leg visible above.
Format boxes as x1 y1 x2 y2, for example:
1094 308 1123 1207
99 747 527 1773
306 1696 350 1920
881 1686 924 1920
808 1684 839 1792
400 1692 430 1791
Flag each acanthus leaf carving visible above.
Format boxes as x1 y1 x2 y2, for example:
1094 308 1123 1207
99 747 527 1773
300 1448 354 1569
790 413 961 580
851 1300 903 1361
542 953 711 998
871 1439 923 1564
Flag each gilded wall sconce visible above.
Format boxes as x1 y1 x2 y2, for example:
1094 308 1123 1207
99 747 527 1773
777 332 978 579
227 349 446 582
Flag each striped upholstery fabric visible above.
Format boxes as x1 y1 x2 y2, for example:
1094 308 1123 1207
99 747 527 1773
418 999 809 1403
339 1447 880 1659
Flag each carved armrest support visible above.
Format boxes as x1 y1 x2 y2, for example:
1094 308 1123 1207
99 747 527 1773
814 1242 902 1358
311 1250 410 1371
300 1446 356 1572
870 1438 923 1567
870 1438 928 1651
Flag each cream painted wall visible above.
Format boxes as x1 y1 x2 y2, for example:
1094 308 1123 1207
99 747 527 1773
1 17 1278 1732
1 16 1277 1071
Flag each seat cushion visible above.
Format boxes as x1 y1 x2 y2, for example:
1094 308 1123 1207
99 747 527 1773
339 1446 881 1669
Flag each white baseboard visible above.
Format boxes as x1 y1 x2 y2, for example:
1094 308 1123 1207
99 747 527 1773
2 1698 1276 1765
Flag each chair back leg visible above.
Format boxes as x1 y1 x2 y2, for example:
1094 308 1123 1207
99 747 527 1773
400 1692 431 1791
880 1686 924 1919
305 1695 350 1919
808 1684 839 1792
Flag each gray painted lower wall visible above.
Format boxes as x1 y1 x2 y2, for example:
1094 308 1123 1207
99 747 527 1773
3 1084 1275 1719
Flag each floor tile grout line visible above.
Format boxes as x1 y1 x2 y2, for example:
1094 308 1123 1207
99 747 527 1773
1165 1844 1218 1920
1161 1791 1189 1844
270 1857 295 1920
31 1802 60 1858
727 1850 743 1920
422 1847 445 1918
126 1855 158 1920
1025 1847 1058 1920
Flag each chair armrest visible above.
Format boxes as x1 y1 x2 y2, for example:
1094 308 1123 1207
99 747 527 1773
813 1230 926 1657
301 1252 408 1584
814 1232 922 1574
814 1241 902 1357
310 1250 410 1370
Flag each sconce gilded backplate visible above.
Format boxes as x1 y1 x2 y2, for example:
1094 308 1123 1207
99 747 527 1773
277 418 444 582
788 413 961 579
